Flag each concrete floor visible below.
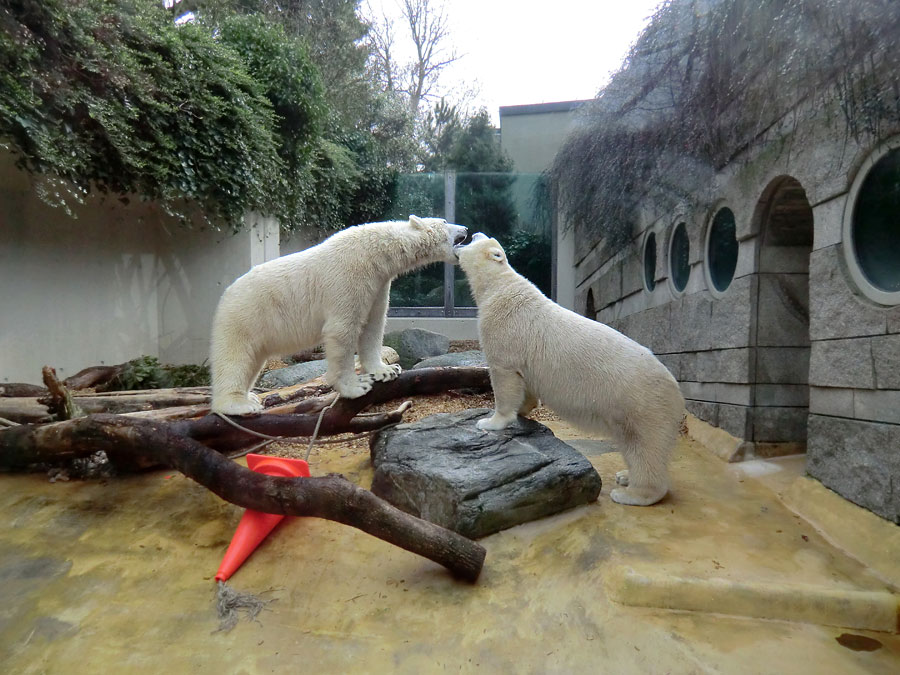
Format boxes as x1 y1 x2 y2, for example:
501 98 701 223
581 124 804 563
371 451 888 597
1 421 899 673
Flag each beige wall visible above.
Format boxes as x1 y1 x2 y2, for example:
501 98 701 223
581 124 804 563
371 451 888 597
500 106 584 173
0 155 278 385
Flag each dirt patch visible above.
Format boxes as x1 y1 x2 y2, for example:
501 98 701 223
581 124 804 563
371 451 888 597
448 340 480 353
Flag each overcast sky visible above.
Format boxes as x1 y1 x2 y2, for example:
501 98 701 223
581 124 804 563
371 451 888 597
363 0 664 123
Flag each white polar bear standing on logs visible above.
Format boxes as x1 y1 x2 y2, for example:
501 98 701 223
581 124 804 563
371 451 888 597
210 216 468 415
456 233 685 506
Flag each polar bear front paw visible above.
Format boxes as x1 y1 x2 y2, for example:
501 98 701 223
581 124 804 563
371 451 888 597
335 374 375 399
476 413 516 431
369 362 401 382
615 469 630 486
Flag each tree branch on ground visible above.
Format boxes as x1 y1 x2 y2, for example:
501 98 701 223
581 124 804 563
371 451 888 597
0 366 493 581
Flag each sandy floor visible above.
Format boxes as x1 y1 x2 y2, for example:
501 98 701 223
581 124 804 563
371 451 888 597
1 398 899 673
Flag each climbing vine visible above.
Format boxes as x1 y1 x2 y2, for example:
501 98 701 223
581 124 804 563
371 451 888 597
552 0 900 253
0 0 327 230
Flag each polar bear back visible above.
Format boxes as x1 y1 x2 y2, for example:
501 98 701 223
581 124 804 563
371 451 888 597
476 269 684 436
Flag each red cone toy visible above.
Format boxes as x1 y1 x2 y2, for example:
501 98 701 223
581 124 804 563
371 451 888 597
214 454 310 582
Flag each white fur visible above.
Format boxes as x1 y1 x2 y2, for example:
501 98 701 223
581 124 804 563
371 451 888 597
210 216 467 414
457 235 685 506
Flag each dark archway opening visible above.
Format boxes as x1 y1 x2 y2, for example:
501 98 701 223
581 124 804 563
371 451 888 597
752 176 814 452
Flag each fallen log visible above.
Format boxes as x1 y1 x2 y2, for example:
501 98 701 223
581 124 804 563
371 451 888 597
64 362 128 391
0 363 126 398
0 383 47 398
0 413 486 580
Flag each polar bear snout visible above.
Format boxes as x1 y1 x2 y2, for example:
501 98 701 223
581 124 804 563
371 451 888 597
451 224 468 246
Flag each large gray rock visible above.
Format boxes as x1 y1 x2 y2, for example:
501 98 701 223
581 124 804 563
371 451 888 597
258 346 399 389
369 409 602 538
259 360 327 388
383 329 450 369
412 350 487 369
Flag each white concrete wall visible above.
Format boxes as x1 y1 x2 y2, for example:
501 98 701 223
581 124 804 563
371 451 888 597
1 182 162 383
556 220 576 310
0 155 280 384
155 214 279 367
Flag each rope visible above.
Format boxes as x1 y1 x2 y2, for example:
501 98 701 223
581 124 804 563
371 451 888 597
213 399 412 461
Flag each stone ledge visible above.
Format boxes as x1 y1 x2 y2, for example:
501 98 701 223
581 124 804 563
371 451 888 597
780 476 900 589
605 565 899 633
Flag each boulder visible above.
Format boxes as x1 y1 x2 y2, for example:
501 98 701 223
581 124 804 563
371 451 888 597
259 360 326 389
383 329 450 369
370 409 602 538
259 347 399 389
412 350 487 369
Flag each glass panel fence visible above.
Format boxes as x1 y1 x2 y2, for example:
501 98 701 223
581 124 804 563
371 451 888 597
382 172 553 315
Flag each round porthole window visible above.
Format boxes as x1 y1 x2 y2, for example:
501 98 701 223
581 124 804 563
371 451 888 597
643 231 657 292
706 208 738 294
669 222 690 294
843 145 900 305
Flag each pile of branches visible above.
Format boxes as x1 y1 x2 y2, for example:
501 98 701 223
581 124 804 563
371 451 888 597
0 364 492 582
552 0 900 254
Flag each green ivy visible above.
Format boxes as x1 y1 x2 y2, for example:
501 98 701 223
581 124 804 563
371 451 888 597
0 0 328 230
109 356 210 390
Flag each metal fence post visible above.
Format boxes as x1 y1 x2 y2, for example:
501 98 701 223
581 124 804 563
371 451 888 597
444 170 457 317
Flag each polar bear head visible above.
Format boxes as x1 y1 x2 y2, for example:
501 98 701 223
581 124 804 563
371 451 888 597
455 232 511 302
406 214 469 264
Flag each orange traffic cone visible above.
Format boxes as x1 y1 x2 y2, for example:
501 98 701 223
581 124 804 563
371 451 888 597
214 454 310 582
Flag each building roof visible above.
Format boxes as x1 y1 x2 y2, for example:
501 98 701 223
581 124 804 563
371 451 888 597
499 100 591 117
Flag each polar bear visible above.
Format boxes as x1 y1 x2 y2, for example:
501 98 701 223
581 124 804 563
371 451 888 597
456 233 685 506
210 216 468 414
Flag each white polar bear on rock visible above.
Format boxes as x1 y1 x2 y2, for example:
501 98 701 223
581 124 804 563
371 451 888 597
210 216 468 415
456 233 685 506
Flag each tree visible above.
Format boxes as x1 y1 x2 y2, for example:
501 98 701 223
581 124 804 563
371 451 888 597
188 0 419 221
0 0 297 230
448 109 517 238
365 0 460 116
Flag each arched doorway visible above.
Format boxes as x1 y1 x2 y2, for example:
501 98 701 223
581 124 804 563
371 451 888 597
751 176 814 453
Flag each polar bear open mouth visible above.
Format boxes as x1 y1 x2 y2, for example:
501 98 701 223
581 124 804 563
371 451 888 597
453 231 486 257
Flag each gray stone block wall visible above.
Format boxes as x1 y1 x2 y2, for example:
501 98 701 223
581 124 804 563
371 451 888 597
568 90 900 524
807 415 900 523
809 246 892 340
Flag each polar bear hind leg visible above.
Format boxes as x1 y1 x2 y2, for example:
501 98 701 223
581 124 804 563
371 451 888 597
609 425 673 506
211 351 267 415
518 387 539 417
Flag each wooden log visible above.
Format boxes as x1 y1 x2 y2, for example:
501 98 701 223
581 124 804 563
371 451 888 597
64 363 127 391
0 383 47 398
0 414 485 581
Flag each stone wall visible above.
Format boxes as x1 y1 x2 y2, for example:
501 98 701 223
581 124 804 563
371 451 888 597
571 118 900 523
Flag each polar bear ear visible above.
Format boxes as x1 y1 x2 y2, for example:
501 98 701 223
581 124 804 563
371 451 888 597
488 247 505 262
409 214 425 229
